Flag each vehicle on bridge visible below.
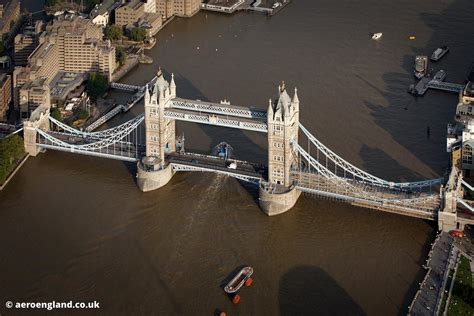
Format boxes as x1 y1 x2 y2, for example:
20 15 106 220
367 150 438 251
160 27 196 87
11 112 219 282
227 161 237 169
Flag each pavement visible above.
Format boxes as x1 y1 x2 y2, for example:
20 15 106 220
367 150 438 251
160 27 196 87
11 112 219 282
409 232 456 316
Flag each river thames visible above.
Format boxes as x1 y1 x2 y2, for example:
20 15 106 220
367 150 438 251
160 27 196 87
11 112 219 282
1 0 474 314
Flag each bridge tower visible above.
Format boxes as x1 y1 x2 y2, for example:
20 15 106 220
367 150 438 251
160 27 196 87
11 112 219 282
23 105 50 156
137 68 177 192
259 82 301 215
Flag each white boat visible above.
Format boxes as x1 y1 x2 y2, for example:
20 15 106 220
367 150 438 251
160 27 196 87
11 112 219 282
430 46 449 62
372 32 383 40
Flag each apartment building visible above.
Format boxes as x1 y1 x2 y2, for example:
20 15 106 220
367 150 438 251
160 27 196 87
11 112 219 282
0 74 11 121
14 21 45 66
14 15 117 117
0 0 20 42
116 0 156 26
18 78 50 119
156 0 201 19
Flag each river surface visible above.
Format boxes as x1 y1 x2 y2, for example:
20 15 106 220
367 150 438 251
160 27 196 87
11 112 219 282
2 0 474 314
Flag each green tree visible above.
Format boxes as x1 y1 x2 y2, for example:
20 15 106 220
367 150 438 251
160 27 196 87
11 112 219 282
105 25 123 41
130 28 147 42
50 107 61 121
0 135 26 184
87 72 108 102
77 108 89 120
115 46 126 66
45 0 58 7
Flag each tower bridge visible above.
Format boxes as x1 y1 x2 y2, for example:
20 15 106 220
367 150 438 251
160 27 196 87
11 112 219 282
21 68 474 231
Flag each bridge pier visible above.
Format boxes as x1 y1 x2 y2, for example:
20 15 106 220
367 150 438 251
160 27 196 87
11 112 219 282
136 157 175 192
259 182 301 215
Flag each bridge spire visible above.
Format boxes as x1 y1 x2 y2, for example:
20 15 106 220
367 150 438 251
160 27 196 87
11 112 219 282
292 87 299 104
170 73 176 96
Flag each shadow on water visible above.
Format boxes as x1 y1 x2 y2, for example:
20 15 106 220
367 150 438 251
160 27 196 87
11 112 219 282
279 265 366 316
366 0 474 178
134 239 183 314
170 69 267 163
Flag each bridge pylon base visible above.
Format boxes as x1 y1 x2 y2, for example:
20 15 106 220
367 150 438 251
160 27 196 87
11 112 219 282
136 157 175 192
259 182 301 216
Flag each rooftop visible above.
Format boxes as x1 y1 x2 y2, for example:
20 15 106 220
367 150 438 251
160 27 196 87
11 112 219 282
90 0 120 18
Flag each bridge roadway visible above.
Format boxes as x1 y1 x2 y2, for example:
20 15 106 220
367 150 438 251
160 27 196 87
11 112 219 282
166 152 265 182
292 171 440 220
37 131 144 162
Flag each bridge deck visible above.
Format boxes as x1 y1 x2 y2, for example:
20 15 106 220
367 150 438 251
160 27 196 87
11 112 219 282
293 171 440 220
167 152 264 181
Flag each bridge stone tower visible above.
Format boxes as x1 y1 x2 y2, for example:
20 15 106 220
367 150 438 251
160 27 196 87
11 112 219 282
23 105 51 156
259 82 301 215
144 68 176 160
137 69 177 192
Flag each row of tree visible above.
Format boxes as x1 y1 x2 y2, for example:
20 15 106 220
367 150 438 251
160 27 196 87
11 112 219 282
0 135 26 185
105 25 147 42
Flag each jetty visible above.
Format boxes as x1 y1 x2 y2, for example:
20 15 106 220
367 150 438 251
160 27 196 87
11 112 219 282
409 71 465 96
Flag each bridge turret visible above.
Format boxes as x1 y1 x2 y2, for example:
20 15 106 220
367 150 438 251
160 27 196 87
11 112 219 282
170 73 176 97
260 81 301 215
266 82 299 187
23 105 50 156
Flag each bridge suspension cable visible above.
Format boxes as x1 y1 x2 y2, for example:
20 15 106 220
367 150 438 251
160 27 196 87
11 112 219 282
298 123 443 190
48 114 144 139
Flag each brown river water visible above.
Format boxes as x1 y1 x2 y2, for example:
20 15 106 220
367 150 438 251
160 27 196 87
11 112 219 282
1 0 474 314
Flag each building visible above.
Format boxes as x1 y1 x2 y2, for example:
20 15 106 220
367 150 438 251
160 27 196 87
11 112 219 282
0 73 12 121
14 22 45 66
90 0 121 27
156 0 174 20
137 13 163 37
456 82 474 123
18 77 51 118
267 82 299 186
173 0 201 17
0 0 21 42
13 15 116 117
156 0 201 19
116 0 157 26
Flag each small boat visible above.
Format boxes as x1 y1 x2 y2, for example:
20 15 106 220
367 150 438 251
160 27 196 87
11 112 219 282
372 32 383 40
224 266 254 294
414 56 428 79
409 35 416 40
432 69 447 82
430 46 449 62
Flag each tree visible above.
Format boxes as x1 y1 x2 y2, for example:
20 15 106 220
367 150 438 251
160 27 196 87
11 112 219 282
50 107 61 121
115 46 126 67
0 135 26 184
0 41 4 56
105 25 123 41
87 72 108 102
77 108 89 120
130 28 147 42
45 0 58 7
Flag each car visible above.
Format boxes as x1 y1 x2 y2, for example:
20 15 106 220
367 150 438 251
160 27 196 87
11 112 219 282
227 162 237 169
191 159 198 164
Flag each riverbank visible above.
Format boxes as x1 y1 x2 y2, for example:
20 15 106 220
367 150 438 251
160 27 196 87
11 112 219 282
408 232 456 315
0 154 29 191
